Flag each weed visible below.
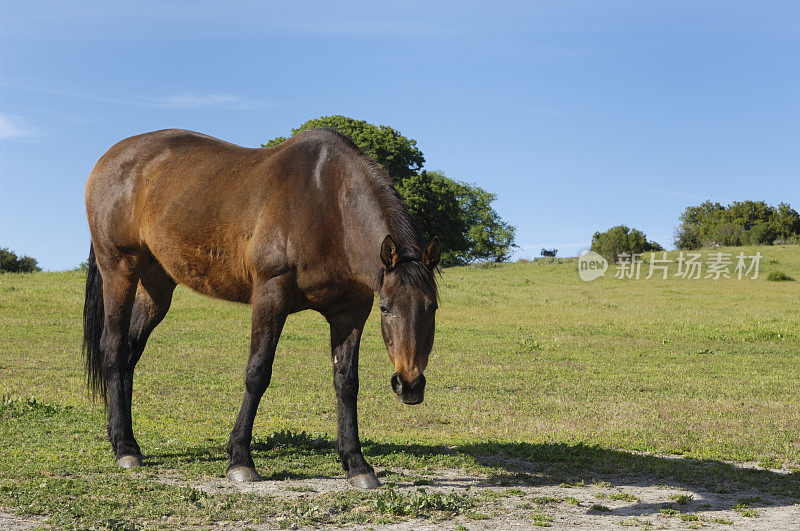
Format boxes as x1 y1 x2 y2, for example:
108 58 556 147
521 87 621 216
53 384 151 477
371 488 474 518
620 517 651 527
669 493 693 505
606 492 639 502
733 503 758 517
517 336 543 352
531 511 554 527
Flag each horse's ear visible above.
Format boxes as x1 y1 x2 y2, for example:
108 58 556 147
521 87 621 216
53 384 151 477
422 237 441 270
381 234 400 270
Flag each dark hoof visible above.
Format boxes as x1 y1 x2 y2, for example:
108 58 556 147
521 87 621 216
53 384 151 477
115 455 143 468
348 472 381 490
226 466 263 483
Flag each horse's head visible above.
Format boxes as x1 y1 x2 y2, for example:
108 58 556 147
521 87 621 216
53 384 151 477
378 235 441 405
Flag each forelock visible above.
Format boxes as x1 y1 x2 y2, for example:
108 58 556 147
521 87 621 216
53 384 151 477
392 260 438 300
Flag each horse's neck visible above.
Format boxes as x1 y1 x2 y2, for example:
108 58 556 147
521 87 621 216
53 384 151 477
350 220 390 294
342 186 392 293
341 165 419 293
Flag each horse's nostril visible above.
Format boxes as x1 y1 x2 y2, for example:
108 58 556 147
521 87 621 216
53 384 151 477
390 372 403 395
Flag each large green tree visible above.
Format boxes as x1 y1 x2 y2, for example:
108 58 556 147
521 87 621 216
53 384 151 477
674 200 800 249
263 116 516 265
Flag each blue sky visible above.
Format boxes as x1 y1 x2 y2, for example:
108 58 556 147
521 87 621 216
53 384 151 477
1 1 798 270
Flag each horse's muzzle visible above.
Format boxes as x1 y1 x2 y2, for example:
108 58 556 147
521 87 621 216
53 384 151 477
391 372 426 405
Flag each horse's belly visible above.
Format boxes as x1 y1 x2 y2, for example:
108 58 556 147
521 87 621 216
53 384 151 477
150 239 253 303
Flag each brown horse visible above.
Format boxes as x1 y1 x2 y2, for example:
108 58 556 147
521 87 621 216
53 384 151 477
82 128 440 489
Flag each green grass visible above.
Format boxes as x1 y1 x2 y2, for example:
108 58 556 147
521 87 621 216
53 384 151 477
1 244 800 527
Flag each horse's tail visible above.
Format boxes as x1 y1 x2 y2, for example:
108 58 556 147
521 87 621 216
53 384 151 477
82 243 106 402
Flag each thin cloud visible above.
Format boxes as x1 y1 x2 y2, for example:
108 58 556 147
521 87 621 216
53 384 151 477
0 82 266 111
158 93 262 110
0 114 32 138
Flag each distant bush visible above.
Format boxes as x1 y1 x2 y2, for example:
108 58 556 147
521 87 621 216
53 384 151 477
767 271 794 282
591 226 663 262
540 248 558 257
675 200 800 249
773 235 800 246
0 247 41 273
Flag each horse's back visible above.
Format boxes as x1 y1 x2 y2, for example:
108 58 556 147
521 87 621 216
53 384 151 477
86 129 367 304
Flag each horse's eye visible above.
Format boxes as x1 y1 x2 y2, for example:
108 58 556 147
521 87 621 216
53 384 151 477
379 304 389 314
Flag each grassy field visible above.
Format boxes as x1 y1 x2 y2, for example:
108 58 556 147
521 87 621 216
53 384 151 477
1 245 799 528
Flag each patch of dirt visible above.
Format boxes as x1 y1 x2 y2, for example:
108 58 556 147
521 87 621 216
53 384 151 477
0 511 48 530
155 463 800 530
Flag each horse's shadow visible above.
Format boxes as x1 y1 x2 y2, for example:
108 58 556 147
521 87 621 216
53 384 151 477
149 434 800 516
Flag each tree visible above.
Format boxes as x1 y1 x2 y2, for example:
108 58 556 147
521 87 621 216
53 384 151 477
674 200 800 248
773 202 800 239
0 247 41 273
398 171 516 264
540 248 557 257
591 226 663 262
263 117 516 265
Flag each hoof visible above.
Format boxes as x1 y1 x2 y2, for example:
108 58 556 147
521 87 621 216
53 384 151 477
226 466 263 483
115 455 143 468
348 472 381 490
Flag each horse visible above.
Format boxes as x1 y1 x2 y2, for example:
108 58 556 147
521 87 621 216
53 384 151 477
82 128 440 489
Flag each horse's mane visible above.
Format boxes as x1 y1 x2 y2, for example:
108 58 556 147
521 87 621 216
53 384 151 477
305 127 437 298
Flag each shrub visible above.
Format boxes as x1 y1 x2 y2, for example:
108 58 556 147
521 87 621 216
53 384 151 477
0 247 41 273
767 271 794 282
591 226 662 262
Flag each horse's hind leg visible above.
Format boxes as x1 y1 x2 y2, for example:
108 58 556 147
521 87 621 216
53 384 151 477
119 261 175 466
95 253 142 466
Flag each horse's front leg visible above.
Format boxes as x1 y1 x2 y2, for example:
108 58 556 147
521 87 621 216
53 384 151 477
328 303 380 489
226 278 288 482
